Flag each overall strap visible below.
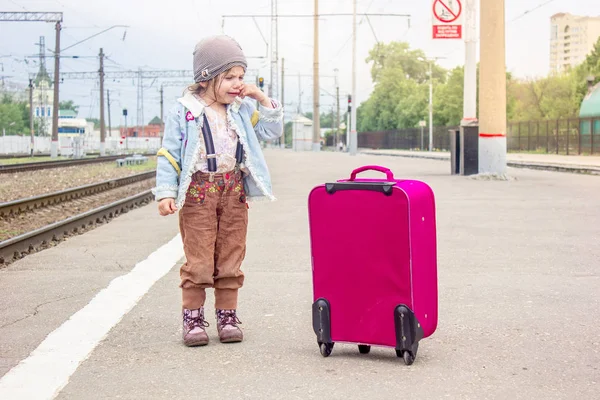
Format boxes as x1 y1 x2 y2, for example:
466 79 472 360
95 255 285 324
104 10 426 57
235 140 244 165
201 109 245 177
201 113 218 173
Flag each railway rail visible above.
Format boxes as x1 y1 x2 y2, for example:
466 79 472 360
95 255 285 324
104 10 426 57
0 171 155 217
0 190 154 265
0 154 154 174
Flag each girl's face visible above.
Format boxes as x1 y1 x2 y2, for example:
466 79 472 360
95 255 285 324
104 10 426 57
201 66 245 105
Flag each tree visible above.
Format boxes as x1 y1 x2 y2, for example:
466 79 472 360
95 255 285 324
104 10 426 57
284 121 293 147
433 66 464 126
571 36 600 108
358 67 429 131
357 39 592 131
508 73 581 121
583 37 600 75
59 100 79 113
87 118 100 128
366 41 446 84
0 95 29 135
358 41 449 131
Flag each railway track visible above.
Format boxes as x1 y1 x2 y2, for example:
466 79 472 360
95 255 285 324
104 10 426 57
0 190 154 266
0 171 155 217
0 171 157 266
0 152 101 159
0 154 154 174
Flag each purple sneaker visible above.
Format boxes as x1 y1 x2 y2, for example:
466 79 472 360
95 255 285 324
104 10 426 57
182 308 209 347
216 309 243 343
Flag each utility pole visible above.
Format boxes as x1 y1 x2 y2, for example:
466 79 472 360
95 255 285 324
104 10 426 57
428 60 433 152
51 20 61 158
123 108 128 151
280 57 285 148
0 15 132 158
298 73 302 114
157 80 193 140
270 0 278 101
29 79 34 156
136 69 142 139
335 68 340 151
99 48 106 156
419 55 444 151
1 13 65 158
349 0 357 155
479 0 507 175
160 84 164 139
346 94 351 151
107 89 112 139
462 0 477 126
336 86 340 149
313 0 321 151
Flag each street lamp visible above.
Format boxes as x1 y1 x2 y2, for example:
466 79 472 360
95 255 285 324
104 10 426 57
418 56 444 152
2 121 16 137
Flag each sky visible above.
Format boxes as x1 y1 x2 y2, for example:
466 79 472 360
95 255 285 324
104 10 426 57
1 0 599 127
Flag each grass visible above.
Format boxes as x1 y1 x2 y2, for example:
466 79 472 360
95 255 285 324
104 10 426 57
0 154 102 165
0 156 70 165
123 158 157 172
508 149 555 155
0 228 21 240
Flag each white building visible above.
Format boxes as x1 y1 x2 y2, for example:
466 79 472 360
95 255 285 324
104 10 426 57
31 65 54 136
550 13 600 73
291 115 313 151
57 110 87 137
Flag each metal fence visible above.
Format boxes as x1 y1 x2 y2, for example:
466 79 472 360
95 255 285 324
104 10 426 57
356 126 456 152
355 117 600 155
507 118 599 155
0 135 161 155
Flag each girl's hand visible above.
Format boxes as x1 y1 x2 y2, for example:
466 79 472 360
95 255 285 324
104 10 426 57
239 84 273 108
158 198 177 216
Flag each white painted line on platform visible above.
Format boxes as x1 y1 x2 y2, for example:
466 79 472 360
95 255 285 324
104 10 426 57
0 234 184 400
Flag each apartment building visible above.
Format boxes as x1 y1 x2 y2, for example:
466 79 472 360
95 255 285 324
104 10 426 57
550 13 600 73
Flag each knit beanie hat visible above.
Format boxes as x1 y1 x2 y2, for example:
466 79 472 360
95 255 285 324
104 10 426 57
193 35 247 83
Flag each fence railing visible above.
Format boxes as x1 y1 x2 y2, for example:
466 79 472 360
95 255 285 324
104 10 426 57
354 117 600 155
507 118 599 155
0 135 161 155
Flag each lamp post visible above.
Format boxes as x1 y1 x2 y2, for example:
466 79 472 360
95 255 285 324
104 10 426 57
418 56 444 151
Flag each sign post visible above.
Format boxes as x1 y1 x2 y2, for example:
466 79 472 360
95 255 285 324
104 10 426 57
432 0 463 39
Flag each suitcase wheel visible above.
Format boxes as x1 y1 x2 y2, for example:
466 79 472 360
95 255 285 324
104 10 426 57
396 350 415 366
358 345 371 354
319 342 334 357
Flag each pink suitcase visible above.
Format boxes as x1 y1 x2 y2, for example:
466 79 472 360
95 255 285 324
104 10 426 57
308 165 438 365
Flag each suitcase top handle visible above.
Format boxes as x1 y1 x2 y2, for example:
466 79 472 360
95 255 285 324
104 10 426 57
350 165 395 181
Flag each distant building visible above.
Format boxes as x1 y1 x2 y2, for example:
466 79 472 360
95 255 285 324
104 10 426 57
31 62 54 136
121 117 162 138
550 13 600 74
57 110 87 137
578 81 600 153
291 114 313 151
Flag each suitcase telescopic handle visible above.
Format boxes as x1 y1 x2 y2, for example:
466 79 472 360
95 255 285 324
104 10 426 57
349 165 395 181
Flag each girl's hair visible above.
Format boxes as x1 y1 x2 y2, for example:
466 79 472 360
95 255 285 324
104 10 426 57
185 66 238 105
185 78 221 106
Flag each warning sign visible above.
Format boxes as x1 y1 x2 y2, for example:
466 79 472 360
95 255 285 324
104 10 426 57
432 0 463 39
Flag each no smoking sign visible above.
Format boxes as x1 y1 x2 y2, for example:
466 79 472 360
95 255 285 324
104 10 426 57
432 0 463 39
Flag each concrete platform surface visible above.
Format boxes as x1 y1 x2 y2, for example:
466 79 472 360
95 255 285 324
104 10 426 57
1 149 598 399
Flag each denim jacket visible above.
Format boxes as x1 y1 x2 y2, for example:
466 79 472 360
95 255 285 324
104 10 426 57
153 92 284 208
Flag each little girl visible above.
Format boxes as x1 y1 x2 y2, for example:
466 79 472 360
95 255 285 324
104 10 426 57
154 35 283 347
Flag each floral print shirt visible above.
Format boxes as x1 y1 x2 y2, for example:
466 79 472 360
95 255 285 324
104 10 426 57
194 97 238 173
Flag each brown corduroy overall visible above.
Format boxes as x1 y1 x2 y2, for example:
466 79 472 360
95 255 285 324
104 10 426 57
179 169 248 310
